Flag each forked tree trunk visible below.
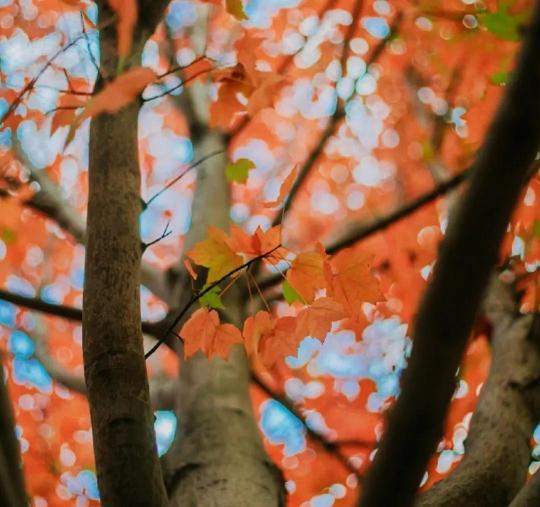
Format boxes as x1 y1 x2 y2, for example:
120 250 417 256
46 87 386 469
163 132 284 505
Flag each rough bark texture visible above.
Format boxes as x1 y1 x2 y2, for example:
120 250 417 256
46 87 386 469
510 462 540 506
359 3 540 505
417 280 540 507
0 357 28 507
164 131 284 506
81 13 167 506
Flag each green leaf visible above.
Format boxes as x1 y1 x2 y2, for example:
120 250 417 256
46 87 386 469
533 220 540 239
490 71 509 86
283 280 302 304
225 158 255 183
478 3 526 41
199 285 225 310
1 228 16 243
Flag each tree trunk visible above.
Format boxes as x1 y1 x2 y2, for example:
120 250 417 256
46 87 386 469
360 3 540 504
417 281 540 507
0 356 28 507
82 13 167 506
163 132 284 505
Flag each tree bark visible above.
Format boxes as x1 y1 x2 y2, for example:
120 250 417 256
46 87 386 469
417 280 540 507
360 2 540 505
163 131 284 506
0 357 28 507
82 10 168 506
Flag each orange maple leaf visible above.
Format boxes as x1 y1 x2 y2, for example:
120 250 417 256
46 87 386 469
187 226 243 283
295 297 345 342
66 66 156 145
108 0 138 58
243 311 298 368
264 165 298 208
181 308 242 360
286 250 327 303
51 94 87 134
246 73 287 117
230 225 286 264
325 248 383 318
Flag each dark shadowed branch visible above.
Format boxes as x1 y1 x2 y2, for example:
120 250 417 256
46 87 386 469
359 2 540 505
0 288 164 337
0 354 28 507
417 277 540 506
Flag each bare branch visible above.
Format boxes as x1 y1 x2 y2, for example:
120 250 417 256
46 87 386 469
417 278 540 506
251 372 368 479
12 139 169 302
272 11 403 227
0 288 166 338
360 3 540 505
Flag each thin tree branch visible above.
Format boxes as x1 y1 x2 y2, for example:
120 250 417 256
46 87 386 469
359 3 540 505
0 288 165 337
251 372 368 479
143 150 224 209
258 169 469 292
12 139 169 302
272 8 402 227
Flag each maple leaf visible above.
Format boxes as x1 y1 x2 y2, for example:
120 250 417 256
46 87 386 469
243 311 298 368
246 73 287 118
326 248 383 318
286 250 327 303
107 0 138 58
225 158 255 183
66 67 156 146
51 94 87 134
209 79 249 129
264 165 298 208
230 225 286 264
295 297 345 342
181 308 242 360
187 226 243 283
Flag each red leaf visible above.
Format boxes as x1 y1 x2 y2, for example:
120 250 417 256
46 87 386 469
181 308 242 360
230 225 286 264
295 297 345 342
243 311 298 368
286 250 327 303
326 248 383 318
66 67 156 145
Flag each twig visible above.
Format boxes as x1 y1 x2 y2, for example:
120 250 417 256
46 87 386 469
144 150 224 208
144 245 282 359
272 11 403 227
142 221 172 252
258 169 470 292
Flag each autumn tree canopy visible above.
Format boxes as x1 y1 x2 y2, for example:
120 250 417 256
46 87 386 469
0 0 539 506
